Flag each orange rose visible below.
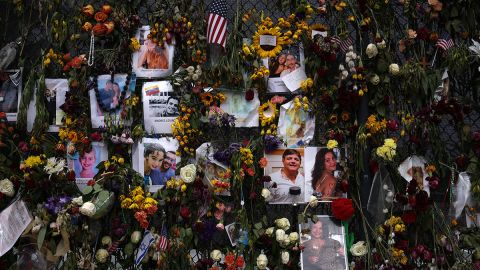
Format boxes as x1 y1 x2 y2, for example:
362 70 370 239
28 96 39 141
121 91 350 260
104 21 115 34
81 5 94 17
101 4 112 15
94 11 108 23
82 22 93 32
92 23 108 36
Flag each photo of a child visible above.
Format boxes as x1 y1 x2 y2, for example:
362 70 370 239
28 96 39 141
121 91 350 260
68 142 108 179
139 138 180 191
79 148 96 178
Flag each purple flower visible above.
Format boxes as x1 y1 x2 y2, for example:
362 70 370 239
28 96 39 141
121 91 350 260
264 135 282 152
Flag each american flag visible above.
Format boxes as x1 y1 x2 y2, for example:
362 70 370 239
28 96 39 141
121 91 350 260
207 0 228 48
157 224 169 251
436 38 454 51
331 36 353 53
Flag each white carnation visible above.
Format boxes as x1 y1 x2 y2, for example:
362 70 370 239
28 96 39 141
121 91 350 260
0 178 15 197
79 202 96 217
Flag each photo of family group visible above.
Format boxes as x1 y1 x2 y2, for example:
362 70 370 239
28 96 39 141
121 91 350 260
142 81 177 134
0 69 21 121
132 25 174 78
89 74 128 128
299 215 348 270
139 137 179 192
67 142 109 181
265 47 307 93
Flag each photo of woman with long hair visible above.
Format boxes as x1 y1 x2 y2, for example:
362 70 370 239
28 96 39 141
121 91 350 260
311 148 338 199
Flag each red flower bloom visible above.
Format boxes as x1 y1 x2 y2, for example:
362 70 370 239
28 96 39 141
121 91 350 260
90 131 103 141
245 89 255 101
87 180 95 186
180 206 191 219
331 198 355 221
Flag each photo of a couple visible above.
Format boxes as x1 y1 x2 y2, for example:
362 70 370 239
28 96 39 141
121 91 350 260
97 79 123 112
269 53 301 78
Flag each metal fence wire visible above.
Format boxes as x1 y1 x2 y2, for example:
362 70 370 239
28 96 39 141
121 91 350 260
1 0 479 185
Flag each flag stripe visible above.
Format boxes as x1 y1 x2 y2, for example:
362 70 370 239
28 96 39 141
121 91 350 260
213 18 227 44
207 0 228 48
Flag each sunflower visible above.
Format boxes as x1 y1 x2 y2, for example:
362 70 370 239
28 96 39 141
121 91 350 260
200 92 215 107
253 25 289 59
259 101 278 127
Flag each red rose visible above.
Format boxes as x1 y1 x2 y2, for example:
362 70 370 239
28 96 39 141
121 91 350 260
245 89 255 101
104 21 115 35
94 11 109 23
90 132 103 141
387 119 399 131
81 5 94 18
101 4 112 15
92 23 108 36
331 198 355 221
180 206 191 219
87 180 95 186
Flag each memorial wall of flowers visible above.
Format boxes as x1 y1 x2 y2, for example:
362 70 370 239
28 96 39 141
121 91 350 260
0 0 480 269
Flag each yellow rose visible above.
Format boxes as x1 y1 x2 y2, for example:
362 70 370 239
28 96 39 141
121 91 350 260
327 139 338 149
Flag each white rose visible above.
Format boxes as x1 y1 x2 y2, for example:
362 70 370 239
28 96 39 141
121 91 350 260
131 231 142 244
180 164 196 183
0 179 15 197
389 63 400 75
309 196 318 207
261 188 271 200
289 232 299 242
101 236 112 247
79 202 96 217
210 249 222 261
377 40 386 49
366 43 378 58
350 241 368 256
256 254 268 269
281 251 290 264
275 218 290 231
265 227 274 236
72 196 83 206
96 249 109 263
370 74 380 85
282 235 290 246
275 229 285 242
192 74 199 81
186 66 195 74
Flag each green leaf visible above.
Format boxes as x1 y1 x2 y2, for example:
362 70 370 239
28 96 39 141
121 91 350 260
37 226 47 249
93 183 101 191
97 190 110 202
254 222 263 230
82 186 93 195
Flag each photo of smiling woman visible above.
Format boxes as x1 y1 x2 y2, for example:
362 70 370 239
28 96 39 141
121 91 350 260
265 148 305 204
304 147 343 200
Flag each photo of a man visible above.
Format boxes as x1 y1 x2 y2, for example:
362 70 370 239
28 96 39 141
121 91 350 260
161 96 179 117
